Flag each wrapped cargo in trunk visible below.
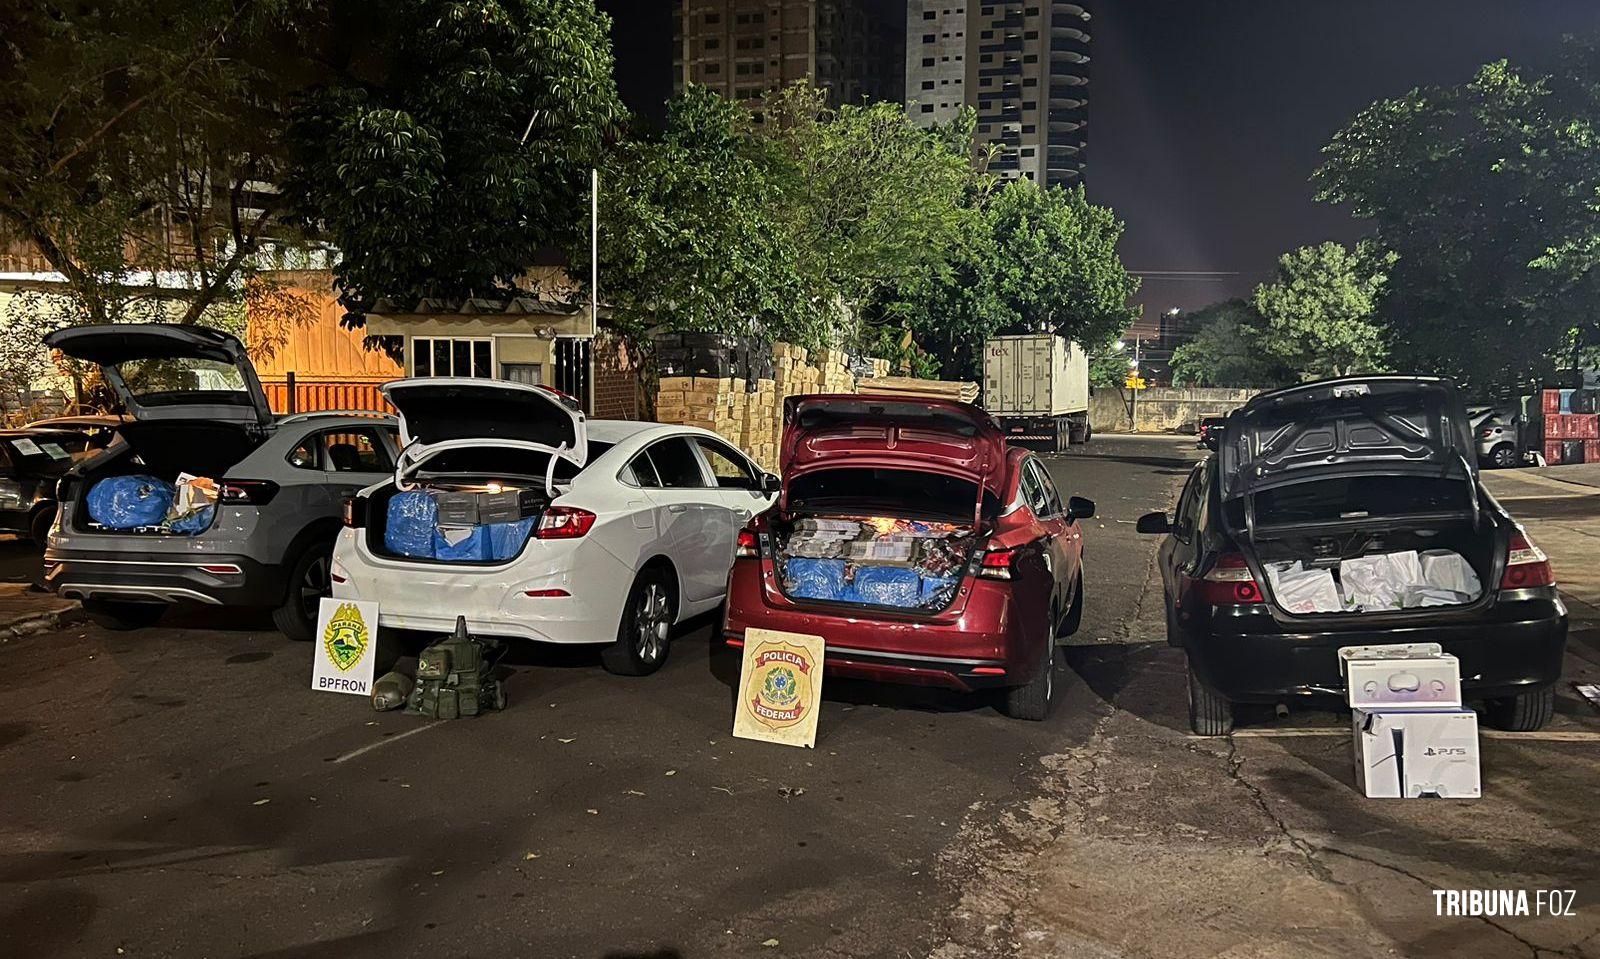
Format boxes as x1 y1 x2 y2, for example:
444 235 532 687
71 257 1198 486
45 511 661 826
72 422 256 536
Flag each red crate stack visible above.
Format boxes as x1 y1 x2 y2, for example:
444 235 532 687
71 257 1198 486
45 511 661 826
1545 440 1566 465
1588 440 1600 462
1545 413 1599 439
1544 389 1563 415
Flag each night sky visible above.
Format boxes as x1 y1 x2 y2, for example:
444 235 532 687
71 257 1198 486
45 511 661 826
595 1 1600 325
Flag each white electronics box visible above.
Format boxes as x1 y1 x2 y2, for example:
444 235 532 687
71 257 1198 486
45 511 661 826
1339 643 1462 711
1352 708 1481 799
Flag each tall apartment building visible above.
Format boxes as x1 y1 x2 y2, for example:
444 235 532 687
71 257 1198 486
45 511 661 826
906 1 1090 187
674 1 904 111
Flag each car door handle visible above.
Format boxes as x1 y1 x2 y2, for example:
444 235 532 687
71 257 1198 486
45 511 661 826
668 504 688 513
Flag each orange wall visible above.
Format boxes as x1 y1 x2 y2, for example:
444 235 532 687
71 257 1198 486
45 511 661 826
249 270 403 379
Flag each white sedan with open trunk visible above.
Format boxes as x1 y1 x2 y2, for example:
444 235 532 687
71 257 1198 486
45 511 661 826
330 378 777 674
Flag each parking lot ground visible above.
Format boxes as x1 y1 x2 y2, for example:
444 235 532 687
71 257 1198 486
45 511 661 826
0 436 1596 959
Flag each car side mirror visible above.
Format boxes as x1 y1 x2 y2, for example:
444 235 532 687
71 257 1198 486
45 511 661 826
1066 495 1095 520
1136 511 1171 534
759 472 782 495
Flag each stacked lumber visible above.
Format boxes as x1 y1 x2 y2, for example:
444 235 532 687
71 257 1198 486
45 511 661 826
854 376 980 405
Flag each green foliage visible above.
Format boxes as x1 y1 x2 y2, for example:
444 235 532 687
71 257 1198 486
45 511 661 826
1168 299 1294 387
1249 241 1394 379
284 0 623 315
1088 350 1133 389
0 0 308 329
1316 39 1600 388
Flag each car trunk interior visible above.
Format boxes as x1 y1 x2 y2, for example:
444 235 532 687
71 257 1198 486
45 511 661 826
73 422 262 535
365 445 598 564
771 468 992 613
1232 475 1497 615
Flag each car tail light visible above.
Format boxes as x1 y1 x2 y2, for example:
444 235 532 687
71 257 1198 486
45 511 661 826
736 529 760 559
535 506 596 539
342 497 367 528
1194 552 1264 605
523 588 571 598
218 480 279 505
1500 530 1554 589
978 548 1016 580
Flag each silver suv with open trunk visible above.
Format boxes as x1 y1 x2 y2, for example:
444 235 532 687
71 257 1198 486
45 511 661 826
41 324 399 637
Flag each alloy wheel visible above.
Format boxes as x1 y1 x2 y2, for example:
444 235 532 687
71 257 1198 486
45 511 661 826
635 582 670 663
299 553 331 621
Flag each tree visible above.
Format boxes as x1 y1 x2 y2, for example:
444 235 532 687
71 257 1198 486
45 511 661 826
1169 299 1295 388
596 87 809 342
1315 40 1600 389
1250 241 1393 379
284 0 623 320
1089 350 1133 389
0 0 308 333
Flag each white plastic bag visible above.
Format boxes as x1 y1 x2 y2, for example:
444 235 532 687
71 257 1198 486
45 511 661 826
1419 549 1481 598
1266 561 1343 614
1339 550 1422 612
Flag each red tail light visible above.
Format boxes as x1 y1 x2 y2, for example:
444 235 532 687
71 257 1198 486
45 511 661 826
535 506 596 539
1193 552 1264 605
1500 530 1555 589
978 548 1016 580
736 529 760 558
217 480 278 505
342 497 366 528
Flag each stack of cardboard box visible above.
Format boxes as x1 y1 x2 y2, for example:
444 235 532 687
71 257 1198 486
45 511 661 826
1542 388 1600 464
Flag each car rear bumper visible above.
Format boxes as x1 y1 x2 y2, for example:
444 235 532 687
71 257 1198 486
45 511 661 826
43 548 284 606
722 560 1036 692
1185 594 1568 703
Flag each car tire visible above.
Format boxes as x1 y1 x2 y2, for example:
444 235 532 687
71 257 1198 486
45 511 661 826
602 567 676 676
1488 443 1519 469
29 506 55 548
1003 639 1055 721
1485 686 1554 731
1056 574 1083 639
1187 658 1233 736
82 598 166 631
273 541 333 642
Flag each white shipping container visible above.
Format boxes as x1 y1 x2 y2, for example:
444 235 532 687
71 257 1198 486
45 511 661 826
983 334 1089 416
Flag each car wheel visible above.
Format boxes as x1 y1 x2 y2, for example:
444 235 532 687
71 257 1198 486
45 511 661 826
1489 443 1519 469
602 567 676 676
1056 574 1083 638
1003 638 1055 721
1187 657 1233 736
1485 686 1554 731
273 542 333 642
29 506 55 548
82 598 166 631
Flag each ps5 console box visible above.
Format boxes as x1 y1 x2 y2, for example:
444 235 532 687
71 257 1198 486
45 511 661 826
1353 708 1481 799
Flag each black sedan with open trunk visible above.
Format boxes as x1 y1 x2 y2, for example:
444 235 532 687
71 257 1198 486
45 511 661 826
1138 376 1567 735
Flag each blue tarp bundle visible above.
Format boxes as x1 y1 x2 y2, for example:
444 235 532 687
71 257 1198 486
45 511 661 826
785 558 848 600
385 490 438 558
169 506 215 535
851 566 922 607
433 524 490 561
487 517 535 561
87 475 173 529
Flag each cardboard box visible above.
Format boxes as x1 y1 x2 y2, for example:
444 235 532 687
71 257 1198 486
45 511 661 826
1339 644 1461 711
1352 708 1481 799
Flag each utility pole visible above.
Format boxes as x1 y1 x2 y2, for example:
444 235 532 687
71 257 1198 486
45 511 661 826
1129 335 1143 431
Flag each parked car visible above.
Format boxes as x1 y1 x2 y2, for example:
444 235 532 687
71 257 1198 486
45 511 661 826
0 428 95 545
41 324 400 637
1138 376 1567 735
721 395 1093 721
331 377 778 676
1467 405 1525 469
24 414 131 452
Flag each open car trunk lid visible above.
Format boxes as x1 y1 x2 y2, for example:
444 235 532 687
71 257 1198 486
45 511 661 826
43 324 272 427
383 378 588 488
780 395 1007 527
1219 376 1476 501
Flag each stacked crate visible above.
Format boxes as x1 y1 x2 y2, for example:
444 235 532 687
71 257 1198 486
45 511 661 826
1541 388 1600 464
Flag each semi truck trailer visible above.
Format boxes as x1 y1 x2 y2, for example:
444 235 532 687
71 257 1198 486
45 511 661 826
982 334 1092 452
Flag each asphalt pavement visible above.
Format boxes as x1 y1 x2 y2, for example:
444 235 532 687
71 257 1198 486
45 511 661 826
1 435 1596 959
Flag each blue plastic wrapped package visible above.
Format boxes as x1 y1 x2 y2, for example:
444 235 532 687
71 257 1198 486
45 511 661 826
853 566 922 608
785 558 847 601
433 525 491 562
384 490 437 558
919 575 960 608
486 517 535 561
87 475 174 529
169 505 215 535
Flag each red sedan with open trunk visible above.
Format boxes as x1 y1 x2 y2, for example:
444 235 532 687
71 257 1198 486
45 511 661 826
721 395 1093 720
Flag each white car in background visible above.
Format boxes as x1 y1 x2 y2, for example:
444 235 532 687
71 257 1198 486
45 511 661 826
331 378 778 674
